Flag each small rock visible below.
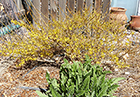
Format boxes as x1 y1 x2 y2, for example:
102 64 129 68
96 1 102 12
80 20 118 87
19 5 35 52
126 35 132 38
135 90 138 93
123 53 129 60
128 77 133 80
115 68 118 71
125 72 130 75
105 60 113 64
55 57 59 61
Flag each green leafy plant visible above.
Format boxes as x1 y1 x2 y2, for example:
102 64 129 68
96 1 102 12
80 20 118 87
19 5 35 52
36 55 125 97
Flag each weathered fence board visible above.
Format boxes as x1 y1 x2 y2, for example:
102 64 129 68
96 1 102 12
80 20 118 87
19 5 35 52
32 0 41 25
16 0 24 11
77 0 84 13
50 0 57 20
68 0 75 16
102 0 110 14
95 0 102 11
2 0 111 24
86 0 93 13
68 0 75 11
102 0 111 21
41 0 48 23
59 0 66 19
31 0 111 24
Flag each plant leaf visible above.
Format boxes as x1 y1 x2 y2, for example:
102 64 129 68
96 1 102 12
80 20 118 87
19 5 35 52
67 84 75 96
46 72 50 84
76 90 86 96
50 84 61 97
98 85 108 97
36 90 47 97
107 84 119 94
110 77 125 85
91 91 95 97
81 76 90 92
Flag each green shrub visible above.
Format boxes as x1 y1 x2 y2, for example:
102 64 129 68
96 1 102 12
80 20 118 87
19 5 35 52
36 55 125 97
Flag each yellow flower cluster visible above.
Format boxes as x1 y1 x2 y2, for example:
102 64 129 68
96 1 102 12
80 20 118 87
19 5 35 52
0 9 133 67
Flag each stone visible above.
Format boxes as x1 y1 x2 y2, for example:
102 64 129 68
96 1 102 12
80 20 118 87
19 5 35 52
125 72 130 75
115 68 119 71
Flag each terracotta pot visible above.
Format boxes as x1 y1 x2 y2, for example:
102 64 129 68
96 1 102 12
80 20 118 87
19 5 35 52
110 7 128 24
130 15 140 30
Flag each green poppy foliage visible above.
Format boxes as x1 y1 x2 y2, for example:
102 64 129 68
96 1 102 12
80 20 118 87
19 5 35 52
36 55 125 97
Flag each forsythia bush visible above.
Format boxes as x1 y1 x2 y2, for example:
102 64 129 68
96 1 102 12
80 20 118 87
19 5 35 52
0 9 133 67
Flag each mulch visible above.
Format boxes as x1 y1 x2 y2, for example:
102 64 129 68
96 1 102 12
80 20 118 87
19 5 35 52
0 54 140 97
0 29 140 97
0 59 60 97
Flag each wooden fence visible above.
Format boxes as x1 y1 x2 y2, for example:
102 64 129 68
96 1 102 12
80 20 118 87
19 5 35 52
32 0 111 24
0 0 111 24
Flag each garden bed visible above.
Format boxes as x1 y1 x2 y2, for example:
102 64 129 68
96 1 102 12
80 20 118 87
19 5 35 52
0 53 139 97
0 20 140 97
1 1 140 96
0 30 140 97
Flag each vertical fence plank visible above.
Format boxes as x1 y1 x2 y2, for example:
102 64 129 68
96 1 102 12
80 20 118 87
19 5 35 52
5 0 16 13
16 0 24 19
68 0 75 16
9 0 18 20
102 0 110 14
102 0 110 21
17 0 23 11
86 0 93 13
50 0 57 20
32 0 41 25
4 0 110 25
77 0 84 13
94 0 102 11
12 0 18 13
59 0 66 19
68 0 75 11
41 0 48 23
